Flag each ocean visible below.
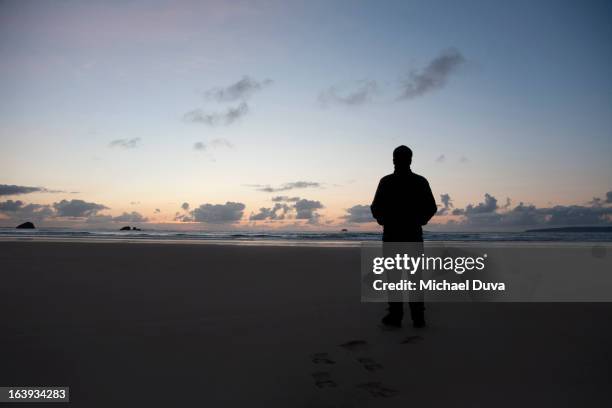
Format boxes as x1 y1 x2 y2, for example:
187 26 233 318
1 228 611 243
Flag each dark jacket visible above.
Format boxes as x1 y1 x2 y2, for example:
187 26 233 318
370 168 437 242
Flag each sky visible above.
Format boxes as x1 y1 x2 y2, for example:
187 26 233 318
1 0 611 230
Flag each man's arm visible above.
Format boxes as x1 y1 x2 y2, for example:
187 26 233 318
370 179 385 226
421 180 437 225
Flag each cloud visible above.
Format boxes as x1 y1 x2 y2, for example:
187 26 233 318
224 103 249 123
342 204 374 223
249 197 323 223
318 80 378 107
249 207 274 221
447 192 612 228
436 154 446 163
1 198 112 224
271 196 300 202
53 199 108 217
109 138 141 149
0 184 69 196
184 102 249 126
210 138 234 148
2 199 152 226
193 138 234 151
0 184 42 196
586 190 612 208
437 193 454 215
453 193 498 216
294 199 323 222
399 49 465 99
541 204 611 226
112 211 149 223
179 202 245 223
204 76 273 102
0 200 25 211
249 181 322 193
0 200 55 221
589 197 604 207
185 76 270 128
249 202 291 221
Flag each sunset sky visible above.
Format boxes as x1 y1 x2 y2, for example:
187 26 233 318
1 0 611 230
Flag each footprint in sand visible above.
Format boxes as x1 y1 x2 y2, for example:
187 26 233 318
357 357 383 372
338 339 368 351
356 381 399 398
400 335 424 344
312 371 337 388
311 352 335 365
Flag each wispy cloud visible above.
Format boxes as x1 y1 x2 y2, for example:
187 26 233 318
203 76 273 102
193 138 234 151
0 184 42 196
0 184 70 196
318 80 378 107
184 102 248 126
271 196 300 202
109 138 141 149
318 49 464 106
399 49 465 99
185 76 271 129
248 181 322 193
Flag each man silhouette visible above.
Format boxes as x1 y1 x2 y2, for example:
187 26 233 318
370 145 437 328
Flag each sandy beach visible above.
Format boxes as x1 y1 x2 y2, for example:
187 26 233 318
1 240 611 407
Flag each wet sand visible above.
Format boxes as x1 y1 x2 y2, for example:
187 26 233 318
1 240 610 407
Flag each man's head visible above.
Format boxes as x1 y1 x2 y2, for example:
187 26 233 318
393 145 412 167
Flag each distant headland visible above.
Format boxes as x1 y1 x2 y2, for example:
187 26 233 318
525 226 612 233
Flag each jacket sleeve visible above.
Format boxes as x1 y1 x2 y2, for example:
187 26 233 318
421 180 437 225
370 179 385 226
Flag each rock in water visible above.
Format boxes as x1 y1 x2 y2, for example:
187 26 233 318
16 222 35 229
120 226 131 231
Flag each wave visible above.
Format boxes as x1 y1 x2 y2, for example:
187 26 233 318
1 228 611 242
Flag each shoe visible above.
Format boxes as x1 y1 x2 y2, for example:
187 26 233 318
381 312 403 328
